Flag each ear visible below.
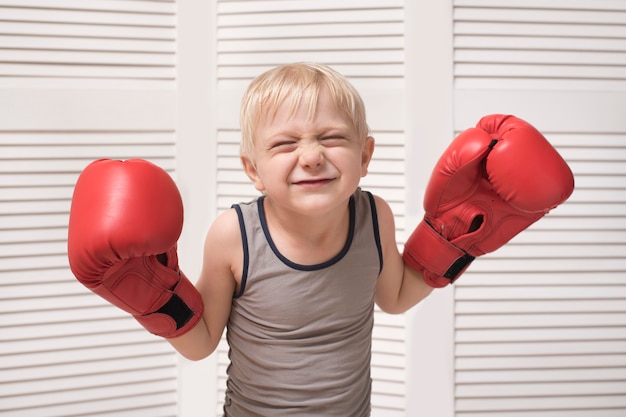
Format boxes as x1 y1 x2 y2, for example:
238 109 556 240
360 136 375 177
241 155 266 193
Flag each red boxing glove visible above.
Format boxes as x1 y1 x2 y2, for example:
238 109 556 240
403 115 575 287
67 159 204 337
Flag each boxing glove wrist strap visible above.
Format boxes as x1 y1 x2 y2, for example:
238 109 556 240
134 273 203 338
402 220 475 287
97 256 204 338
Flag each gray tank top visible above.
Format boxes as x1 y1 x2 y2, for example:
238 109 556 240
224 188 383 417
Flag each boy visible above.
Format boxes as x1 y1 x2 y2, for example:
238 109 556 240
68 63 574 416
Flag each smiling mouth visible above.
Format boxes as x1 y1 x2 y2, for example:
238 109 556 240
294 178 333 188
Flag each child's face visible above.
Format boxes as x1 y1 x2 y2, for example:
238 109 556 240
241 87 374 216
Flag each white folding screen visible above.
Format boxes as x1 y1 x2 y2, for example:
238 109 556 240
5 1 622 417
452 1 626 416
212 1 409 415
0 1 179 416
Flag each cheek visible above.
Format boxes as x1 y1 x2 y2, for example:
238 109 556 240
256 157 290 184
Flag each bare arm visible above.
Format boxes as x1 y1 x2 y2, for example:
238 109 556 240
373 195 434 314
167 209 241 360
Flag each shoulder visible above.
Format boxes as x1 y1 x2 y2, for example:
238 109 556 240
204 207 242 253
202 207 245 278
367 193 395 228
365 193 398 252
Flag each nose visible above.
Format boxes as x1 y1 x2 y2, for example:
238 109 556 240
299 143 324 168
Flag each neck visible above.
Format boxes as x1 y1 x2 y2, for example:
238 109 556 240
261 197 352 264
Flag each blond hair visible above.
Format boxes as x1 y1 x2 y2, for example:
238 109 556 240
240 62 370 162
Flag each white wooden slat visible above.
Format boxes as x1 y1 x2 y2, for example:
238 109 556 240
2 276 97 301
456 285 626 301
503 229 626 245
456 395 626 413
217 0 402 14
218 36 403 53
0 131 175 145
0 35 176 53
371 351 405 369
0 159 176 177
2 366 176 398
4 391 177 417
0 21 176 39
2 317 144 341
3 368 176 401
2 50 175 66
2 185 73 201
454 35 626 52
0 0 175 13
455 49 626 66
0 327 160 356
218 8 403 27
369 146 405 161
371 374 404 394
0 254 70 272
456 299 626 315
0 159 176 175
483 243 626 259
456 271 626 286
527 214 624 229
216 169 250 184
5 304 129 328
0 8 175 27
360 173 405 188
569 161 626 176
368 159 405 174
369 399 404 417
467 257 626 273
455 77 626 91
2 144 175 159
457 313 626 329
0 228 66 247
453 0 626 10
221 64 402 82
1 241 68 259
454 7 626 25
219 21 403 40
0 213 67 230
457 380 626 398
2 392 177 417
455 63 626 79
456 366 626 384
0 63 176 79
455 21 626 39
1 352 175 384
372 322 406 341
457 410 626 417
216 182 258 198
0 200 69 216
218 50 404 66
0 77 175 92
456 354 626 370
0 173 76 187
457 339 626 356
456 327 626 344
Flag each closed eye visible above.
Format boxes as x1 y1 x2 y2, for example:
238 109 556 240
269 140 297 152
320 136 347 146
